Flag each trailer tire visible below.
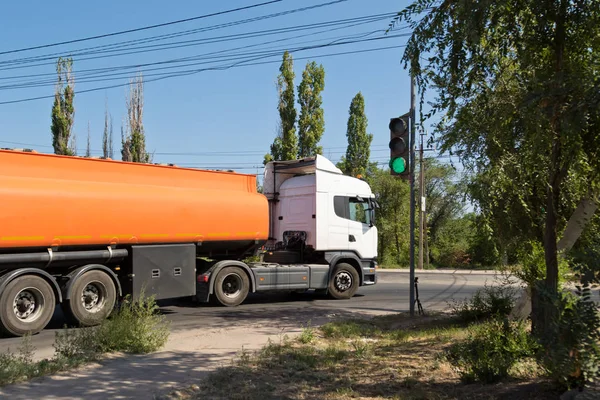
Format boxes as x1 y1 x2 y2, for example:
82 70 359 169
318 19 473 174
0 274 55 337
213 267 249 307
328 263 359 300
62 270 117 327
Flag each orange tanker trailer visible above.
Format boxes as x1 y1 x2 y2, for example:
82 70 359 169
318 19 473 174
0 149 379 337
0 149 269 251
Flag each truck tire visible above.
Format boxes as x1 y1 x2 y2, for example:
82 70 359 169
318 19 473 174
327 263 359 300
212 266 249 307
0 274 56 336
62 270 117 327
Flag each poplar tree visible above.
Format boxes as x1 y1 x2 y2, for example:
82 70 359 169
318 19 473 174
102 100 114 159
265 51 298 164
121 74 150 163
51 57 76 156
340 92 372 177
297 61 325 158
85 121 91 157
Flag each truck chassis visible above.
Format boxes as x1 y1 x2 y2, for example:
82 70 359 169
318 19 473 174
0 242 377 337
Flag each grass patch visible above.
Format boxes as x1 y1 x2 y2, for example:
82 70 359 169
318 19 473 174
168 312 559 400
0 291 170 387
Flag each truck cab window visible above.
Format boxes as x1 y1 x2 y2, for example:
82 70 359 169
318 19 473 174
349 198 371 225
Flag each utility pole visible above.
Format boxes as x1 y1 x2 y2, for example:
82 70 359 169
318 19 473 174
409 73 416 316
418 132 425 270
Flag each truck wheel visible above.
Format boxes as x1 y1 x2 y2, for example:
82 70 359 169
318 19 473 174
328 263 359 300
0 274 56 336
63 270 117 327
212 267 249 307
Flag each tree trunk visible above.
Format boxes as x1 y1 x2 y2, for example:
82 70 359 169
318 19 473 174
535 0 568 339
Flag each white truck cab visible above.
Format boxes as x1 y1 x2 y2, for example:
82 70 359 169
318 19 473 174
262 155 378 282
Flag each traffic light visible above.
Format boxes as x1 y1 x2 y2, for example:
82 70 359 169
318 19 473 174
389 115 410 178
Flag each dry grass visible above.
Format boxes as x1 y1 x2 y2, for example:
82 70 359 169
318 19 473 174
164 312 560 400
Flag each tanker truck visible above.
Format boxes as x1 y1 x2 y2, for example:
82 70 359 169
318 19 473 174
0 149 378 337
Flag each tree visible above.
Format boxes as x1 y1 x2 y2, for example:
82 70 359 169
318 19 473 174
339 92 373 177
85 121 91 157
103 100 114 159
51 57 76 156
394 0 600 336
265 51 298 164
366 167 410 266
419 158 467 266
297 61 325 158
121 74 150 163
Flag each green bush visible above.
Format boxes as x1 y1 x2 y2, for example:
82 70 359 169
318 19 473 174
97 291 170 354
449 281 517 322
513 240 571 287
446 317 538 384
537 284 600 390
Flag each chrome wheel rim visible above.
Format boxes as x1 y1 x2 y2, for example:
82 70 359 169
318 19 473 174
13 287 45 322
335 271 353 292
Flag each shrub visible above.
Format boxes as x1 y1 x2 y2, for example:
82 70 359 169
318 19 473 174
537 284 600 390
100 291 170 354
446 317 539 384
513 240 572 287
449 280 517 322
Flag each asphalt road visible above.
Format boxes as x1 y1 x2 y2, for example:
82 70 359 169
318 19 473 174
0 270 508 359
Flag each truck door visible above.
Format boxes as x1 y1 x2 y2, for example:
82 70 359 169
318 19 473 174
347 196 377 259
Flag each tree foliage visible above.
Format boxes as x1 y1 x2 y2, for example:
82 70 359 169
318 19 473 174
366 167 411 266
51 57 76 156
338 92 373 177
297 61 326 158
412 157 489 268
85 121 91 158
122 74 151 163
265 51 298 164
394 0 600 334
102 100 114 159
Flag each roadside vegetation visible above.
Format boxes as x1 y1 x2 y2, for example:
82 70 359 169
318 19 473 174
161 279 598 400
0 292 170 386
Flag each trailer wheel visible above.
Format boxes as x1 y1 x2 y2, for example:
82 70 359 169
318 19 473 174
328 263 359 300
0 274 56 336
63 270 117 327
213 267 249 307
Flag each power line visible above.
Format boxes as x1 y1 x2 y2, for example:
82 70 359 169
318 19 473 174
0 139 390 155
0 0 288 56
0 32 409 91
0 42 408 105
0 1 374 69
0 19 400 89
0 13 396 77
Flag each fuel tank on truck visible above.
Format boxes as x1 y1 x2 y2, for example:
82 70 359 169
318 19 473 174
0 150 269 254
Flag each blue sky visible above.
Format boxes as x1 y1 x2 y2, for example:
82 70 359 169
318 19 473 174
0 0 450 179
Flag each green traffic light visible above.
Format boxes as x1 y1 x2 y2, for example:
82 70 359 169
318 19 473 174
390 157 407 174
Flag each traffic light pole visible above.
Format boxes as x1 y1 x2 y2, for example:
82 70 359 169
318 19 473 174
409 73 416 317
419 133 425 271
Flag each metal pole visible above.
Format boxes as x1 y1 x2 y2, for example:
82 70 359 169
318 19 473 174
409 73 416 316
419 133 424 270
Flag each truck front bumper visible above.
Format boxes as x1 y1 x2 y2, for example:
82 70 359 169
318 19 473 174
362 261 378 286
